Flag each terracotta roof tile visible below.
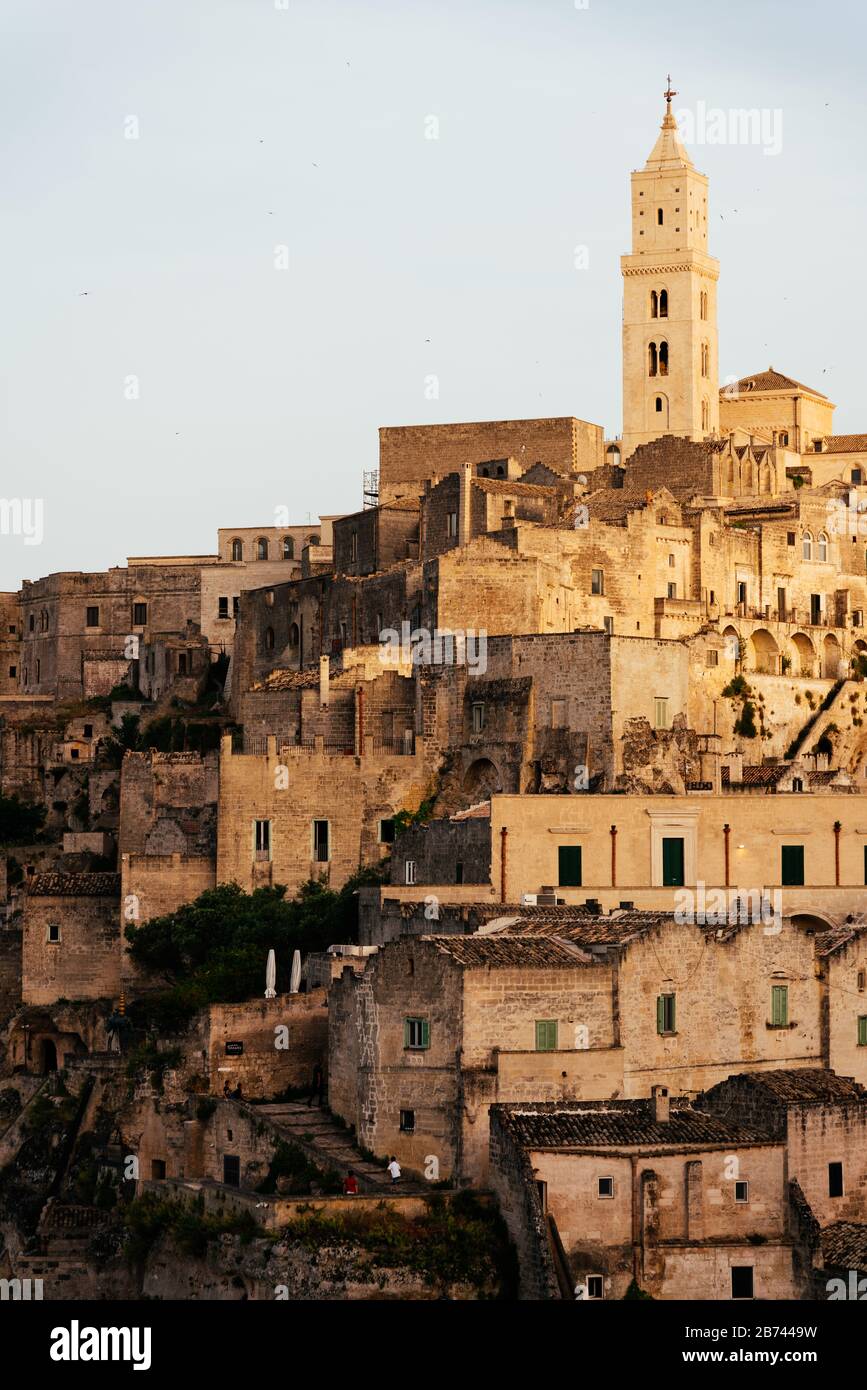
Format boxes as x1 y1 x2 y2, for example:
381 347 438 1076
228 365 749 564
821 1222 867 1272
725 369 828 400
450 800 491 821
728 1069 866 1105
27 872 121 898
423 934 592 968
823 434 867 454
494 1100 772 1148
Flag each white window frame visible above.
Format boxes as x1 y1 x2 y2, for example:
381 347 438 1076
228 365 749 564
405 859 417 885
597 1176 614 1199
648 810 699 888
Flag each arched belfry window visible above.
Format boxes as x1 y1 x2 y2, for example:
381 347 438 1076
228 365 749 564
648 342 658 377
231 539 243 561
282 536 294 560
650 290 658 319
658 342 669 377
700 290 708 321
659 289 668 318
257 537 269 560
818 533 828 563
701 342 709 377
802 531 813 562
656 397 663 413
701 398 709 431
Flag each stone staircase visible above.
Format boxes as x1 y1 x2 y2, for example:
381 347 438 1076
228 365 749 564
250 1101 427 1193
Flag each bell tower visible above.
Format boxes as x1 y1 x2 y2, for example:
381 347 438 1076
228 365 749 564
621 82 720 459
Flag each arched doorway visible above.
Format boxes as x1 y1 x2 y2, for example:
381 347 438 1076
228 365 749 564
462 758 502 798
722 625 740 665
40 1039 58 1074
823 634 843 679
790 632 815 678
748 628 780 675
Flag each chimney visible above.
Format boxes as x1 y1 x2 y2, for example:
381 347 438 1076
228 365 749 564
651 1084 670 1123
319 655 330 707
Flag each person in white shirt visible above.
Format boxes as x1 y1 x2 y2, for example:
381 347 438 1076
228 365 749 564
387 1156 402 1183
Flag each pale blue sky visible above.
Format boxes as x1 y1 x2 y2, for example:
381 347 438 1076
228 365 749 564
2 0 865 588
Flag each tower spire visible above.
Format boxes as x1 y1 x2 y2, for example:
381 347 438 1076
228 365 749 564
644 81 692 171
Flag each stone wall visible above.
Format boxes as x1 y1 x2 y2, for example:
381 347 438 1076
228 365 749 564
488 1107 561 1300
207 990 328 1098
22 875 121 1004
378 417 603 503
118 750 218 858
216 737 432 896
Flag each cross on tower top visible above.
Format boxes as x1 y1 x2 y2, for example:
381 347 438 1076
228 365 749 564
664 75 677 109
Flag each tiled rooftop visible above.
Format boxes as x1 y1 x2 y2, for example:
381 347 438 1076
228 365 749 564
725 368 828 399
423 935 592 969
730 1069 866 1105
821 1222 867 1272
494 1100 772 1148
27 872 122 898
823 434 867 454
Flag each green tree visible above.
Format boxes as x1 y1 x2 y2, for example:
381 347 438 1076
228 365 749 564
126 873 380 1027
0 794 46 844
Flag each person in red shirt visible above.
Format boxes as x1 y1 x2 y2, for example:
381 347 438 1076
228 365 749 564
344 1172 358 1196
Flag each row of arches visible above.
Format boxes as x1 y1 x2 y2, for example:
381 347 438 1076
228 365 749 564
720 454 778 496
646 341 711 379
647 289 709 321
230 535 318 562
802 531 829 563
648 341 668 377
723 624 863 680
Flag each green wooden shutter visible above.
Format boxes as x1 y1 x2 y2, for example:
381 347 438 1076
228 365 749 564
858 1016 867 1047
662 837 685 887
420 1019 430 1049
404 1017 411 1047
781 845 805 886
535 1020 557 1051
558 845 582 887
771 985 788 1027
657 994 675 1033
